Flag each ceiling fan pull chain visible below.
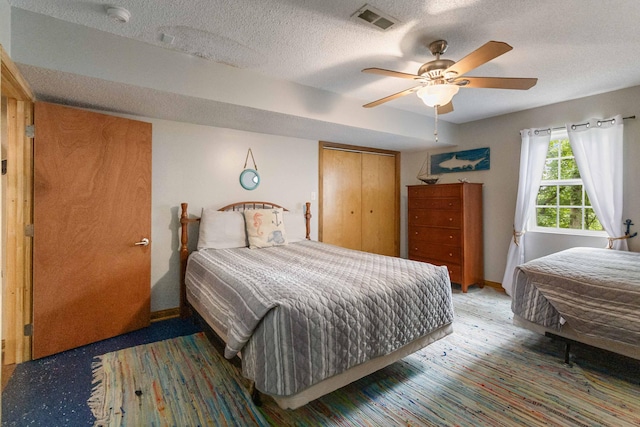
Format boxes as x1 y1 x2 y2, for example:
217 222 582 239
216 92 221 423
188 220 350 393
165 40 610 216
434 105 439 143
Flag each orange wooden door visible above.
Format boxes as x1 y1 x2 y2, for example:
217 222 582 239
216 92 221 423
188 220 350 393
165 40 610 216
361 153 397 256
32 102 151 359
321 149 362 250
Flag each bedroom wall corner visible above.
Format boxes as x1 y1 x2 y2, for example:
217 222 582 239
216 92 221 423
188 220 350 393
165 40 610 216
416 85 640 287
401 86 640 283
400 126 516 283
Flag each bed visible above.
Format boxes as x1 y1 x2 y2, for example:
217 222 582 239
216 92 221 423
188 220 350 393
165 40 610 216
179 201 455 409
511 247 640 361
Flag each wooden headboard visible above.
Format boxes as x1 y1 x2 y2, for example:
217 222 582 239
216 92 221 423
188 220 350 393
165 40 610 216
179 201 312 317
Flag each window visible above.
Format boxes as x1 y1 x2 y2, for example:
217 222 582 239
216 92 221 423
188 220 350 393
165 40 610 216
532 133 604 234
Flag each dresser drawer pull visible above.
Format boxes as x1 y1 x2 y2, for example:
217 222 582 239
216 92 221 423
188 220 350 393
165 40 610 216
449 235 453 239
449 253 453 257
449 218 453 221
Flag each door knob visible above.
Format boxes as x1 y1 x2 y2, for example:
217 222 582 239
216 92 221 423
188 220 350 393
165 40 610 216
135 238 150 246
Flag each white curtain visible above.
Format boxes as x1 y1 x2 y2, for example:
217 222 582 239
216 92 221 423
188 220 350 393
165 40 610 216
567 115 627 250
501 128 551 295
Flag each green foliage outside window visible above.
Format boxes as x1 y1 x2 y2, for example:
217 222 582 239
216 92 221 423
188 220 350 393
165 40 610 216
535 138 603 232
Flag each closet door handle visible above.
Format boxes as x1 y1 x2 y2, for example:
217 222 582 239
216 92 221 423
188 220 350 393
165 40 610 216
135 238 150 246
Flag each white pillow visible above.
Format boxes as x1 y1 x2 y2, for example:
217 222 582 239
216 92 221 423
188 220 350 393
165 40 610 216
244 208 288 248
197 209 247 250
284 211 307 243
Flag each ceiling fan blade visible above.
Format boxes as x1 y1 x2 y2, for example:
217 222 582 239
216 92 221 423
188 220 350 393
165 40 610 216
362 67 421 80
456 76 537 90
437 101 454 114
363 86 422 108
444 41 513 78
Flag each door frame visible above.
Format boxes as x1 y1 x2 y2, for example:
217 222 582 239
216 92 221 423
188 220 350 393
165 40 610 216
318 141 401 256
1 44 35 364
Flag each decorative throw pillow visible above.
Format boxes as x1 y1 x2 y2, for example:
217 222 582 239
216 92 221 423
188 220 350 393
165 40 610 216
197 209 247 250
284 211 307 243
244 208 288 248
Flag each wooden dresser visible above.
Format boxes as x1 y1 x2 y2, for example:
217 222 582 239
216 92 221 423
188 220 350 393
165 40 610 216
408 183 484 292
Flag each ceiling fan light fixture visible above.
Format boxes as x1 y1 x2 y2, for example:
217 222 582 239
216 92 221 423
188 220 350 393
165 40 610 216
416 84 459 107
361 40 536 110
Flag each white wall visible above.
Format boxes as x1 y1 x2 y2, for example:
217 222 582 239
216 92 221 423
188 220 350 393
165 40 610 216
145 84 639 304
30 88 640 310
0 0 10 54
401 86 640 285
26 87 640 311
148 118 318 311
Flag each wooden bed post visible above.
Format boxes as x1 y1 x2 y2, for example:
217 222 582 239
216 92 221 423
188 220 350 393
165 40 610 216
305 201 312 240
180 203 199 318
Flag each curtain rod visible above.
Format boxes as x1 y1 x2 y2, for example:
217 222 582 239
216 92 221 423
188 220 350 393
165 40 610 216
528 115 635 135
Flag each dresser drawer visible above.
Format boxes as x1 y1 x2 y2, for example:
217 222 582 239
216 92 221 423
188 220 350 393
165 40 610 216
409 226 461 245
409 242 462 264
408 197 461 211
410 256 462 283
409 209 461 228
408 185 461 199
407 183 483 292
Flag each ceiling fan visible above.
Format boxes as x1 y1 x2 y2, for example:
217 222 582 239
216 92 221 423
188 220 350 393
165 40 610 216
362 40 538 114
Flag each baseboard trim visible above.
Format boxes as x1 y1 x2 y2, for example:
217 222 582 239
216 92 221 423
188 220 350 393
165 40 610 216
150 307 181 322
483 280 505 293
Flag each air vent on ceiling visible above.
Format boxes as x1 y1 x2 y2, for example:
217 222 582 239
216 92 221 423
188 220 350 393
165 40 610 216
351 4 398 31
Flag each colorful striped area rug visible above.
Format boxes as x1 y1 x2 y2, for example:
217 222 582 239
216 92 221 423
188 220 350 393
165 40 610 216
89 288 640 426
88 333 267 426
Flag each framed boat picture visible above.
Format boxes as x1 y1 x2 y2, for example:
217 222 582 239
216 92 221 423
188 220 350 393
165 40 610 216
431 147 490 174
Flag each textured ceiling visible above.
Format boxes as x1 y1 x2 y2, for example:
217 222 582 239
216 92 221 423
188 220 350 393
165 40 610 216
8 0 640 147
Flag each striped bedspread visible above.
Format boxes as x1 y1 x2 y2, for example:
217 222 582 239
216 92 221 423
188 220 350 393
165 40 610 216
512 247 640 347
185 240 454 396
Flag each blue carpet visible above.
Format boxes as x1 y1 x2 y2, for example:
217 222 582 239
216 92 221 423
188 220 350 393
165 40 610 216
2 318 202 426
